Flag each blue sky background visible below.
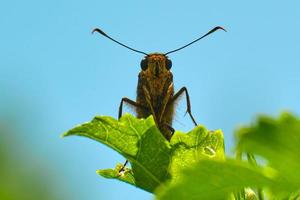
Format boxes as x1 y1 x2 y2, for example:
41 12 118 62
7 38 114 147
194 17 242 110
1 0 300 199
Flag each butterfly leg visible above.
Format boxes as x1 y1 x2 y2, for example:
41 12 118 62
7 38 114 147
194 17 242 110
118 97 145 173
170 87 198 126
118 97 145 119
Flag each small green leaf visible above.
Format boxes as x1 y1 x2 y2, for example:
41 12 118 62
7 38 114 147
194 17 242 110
97 163 135 186
156 159 273 200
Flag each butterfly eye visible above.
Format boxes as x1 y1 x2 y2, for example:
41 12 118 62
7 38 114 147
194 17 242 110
165 59 172 70
140 59 148 71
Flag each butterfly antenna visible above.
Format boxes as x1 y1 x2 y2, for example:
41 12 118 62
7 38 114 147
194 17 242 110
92 28 148 56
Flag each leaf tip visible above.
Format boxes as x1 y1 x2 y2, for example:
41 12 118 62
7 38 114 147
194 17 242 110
96 169 104 176
61 130 72 138
96 169 118 179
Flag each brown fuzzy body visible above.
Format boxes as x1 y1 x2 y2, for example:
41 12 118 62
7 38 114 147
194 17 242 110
136 53 175 140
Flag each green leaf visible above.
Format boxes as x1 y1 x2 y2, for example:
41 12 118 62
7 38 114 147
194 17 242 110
236 112 300 195
96 163 136 186
63 114 170 192
155 159 273 200
63 113 225 193
169 127 225 183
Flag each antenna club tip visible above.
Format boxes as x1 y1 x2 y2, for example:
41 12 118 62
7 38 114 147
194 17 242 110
91 28 98 34
91 28 108 36
216 26 227 32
